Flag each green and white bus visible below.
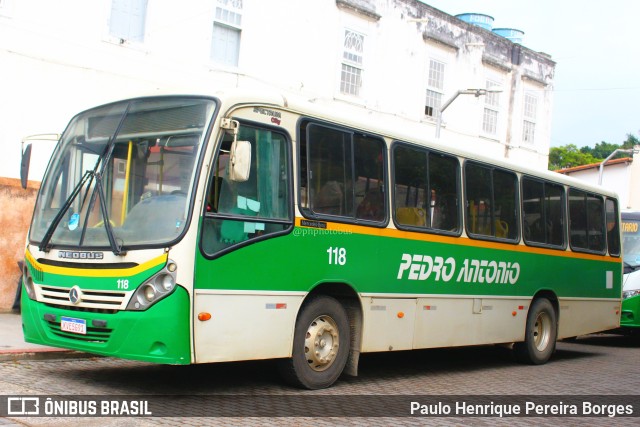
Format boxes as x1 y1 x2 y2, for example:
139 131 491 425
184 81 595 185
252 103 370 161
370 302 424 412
620 211 640 334
21 91 622 389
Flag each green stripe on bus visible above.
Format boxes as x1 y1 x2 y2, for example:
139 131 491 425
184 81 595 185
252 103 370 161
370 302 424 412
195 225 621 299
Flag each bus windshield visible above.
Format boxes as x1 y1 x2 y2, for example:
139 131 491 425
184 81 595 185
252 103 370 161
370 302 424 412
29 97 217 252
623 218 640 269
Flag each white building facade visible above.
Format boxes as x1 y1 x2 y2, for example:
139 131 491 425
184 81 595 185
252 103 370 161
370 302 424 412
0 0 556 179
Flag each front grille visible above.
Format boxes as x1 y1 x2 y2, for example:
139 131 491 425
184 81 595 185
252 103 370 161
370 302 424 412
38 285 129 311
44 303 118 315
45 319 112 344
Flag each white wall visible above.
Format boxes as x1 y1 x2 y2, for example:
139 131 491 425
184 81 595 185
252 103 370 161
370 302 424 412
0 0 556 181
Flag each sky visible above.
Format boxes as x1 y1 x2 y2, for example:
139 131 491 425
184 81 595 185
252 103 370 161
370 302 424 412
422 0 640 148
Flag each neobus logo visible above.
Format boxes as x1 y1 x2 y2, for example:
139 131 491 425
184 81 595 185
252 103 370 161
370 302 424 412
397 253 521 285
58 251 104 260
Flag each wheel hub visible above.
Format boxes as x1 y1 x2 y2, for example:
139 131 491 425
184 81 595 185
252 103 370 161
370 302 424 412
304 315 339 372
533 311 551 351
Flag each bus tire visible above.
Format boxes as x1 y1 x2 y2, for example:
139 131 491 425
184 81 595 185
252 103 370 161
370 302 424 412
278 295 350 389
514 298 557 365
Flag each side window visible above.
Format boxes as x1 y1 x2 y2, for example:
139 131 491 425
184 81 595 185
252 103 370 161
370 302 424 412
465 162 518 241
522 177 565 248
393 143 460 233
299 122 386 223
201 123 291 256
569 188 605 253
606 198 620 256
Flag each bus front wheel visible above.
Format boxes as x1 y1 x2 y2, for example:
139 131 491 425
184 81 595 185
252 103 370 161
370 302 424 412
278 295 350 389
514 298 557 364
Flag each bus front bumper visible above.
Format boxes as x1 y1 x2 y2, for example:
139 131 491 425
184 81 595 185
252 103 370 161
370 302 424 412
620 294 640 332
21 285 191 364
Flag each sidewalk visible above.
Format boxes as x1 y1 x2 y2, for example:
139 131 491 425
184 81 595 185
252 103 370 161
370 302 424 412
0 312 85 361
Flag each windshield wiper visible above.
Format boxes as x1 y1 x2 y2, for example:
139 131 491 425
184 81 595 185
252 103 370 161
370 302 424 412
77 141 125 256
39 170 94 252
38 160 124 256
94 170 125 256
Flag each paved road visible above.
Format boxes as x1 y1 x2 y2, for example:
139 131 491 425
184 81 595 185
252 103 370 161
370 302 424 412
1 334 639 426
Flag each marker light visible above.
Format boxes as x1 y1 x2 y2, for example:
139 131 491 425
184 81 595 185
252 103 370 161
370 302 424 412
198 312 212 321
22 264 36 300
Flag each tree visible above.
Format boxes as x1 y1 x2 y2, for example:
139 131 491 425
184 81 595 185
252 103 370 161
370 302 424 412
623 133 640 149
548 133 639 170
548 144 599 170
581 141 621 159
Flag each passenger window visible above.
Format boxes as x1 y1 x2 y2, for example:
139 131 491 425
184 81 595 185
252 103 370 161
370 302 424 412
299 122 386 223
569 188 605 253
393 143 459 233
465 162 518 241
522 177 565 247
606 198 620 256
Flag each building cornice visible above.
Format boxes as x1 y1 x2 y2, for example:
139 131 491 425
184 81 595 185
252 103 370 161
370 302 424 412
422 31 459 51
336 0 381 20
482 54 512 73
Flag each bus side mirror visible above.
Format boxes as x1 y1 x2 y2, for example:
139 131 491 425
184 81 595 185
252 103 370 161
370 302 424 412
229 139 251 182
20 143 32 189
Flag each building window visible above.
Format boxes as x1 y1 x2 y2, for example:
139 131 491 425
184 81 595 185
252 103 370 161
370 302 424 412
482 80 500 135
425 59 445 117
340 29 365 96
211 0 243 66
109 0 148 43
0 0 12 16
523 93 537 144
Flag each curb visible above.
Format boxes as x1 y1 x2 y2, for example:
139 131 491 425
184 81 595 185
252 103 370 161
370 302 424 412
0 348 97 362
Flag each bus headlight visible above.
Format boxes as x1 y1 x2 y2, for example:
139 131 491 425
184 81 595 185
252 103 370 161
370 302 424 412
22 264 36 300
159 274 175 291
126 260 178 311
143 284 157 302
623 289 640 300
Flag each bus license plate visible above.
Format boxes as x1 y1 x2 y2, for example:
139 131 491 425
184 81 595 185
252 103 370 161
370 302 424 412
60 317 87 335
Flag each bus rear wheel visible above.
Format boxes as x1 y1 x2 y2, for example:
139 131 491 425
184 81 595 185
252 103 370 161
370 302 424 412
514 298 557 364
278 295 350 389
